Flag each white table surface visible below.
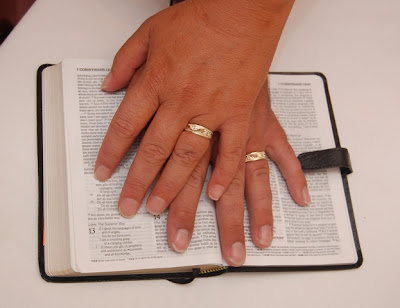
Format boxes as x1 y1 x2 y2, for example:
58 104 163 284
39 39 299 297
1 0 399 307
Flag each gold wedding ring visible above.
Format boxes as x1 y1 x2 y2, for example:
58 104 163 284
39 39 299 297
245 151 267 163
184 123 213 140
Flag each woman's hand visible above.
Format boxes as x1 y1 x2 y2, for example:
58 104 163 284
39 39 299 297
166 82 309 266
95 0 295 220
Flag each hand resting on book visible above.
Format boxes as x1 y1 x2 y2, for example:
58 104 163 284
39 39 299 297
166 83 309 266
94 0 308 266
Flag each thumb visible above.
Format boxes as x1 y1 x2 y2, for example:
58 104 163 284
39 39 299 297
102 20 151 91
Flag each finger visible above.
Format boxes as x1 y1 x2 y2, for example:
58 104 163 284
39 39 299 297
245 141 273 249
102 19 151 91
264 114 310 206
262 87 310 206
146 128 211 215
167 140 213 252
117 104 188 218
94 78 159 182
216 157 246 267
207 120 248 201
243 88 274 248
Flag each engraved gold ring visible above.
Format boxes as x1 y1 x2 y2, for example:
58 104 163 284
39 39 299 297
184 123 213 140
245 151 267 163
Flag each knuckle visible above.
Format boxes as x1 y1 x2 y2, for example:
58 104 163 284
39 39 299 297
112 49 125 67
225 222 244 235
221 145 244 164
265 131 290 155
173 146 202 168
225 115 250 131
217 199 244 231
266 141 298 168
216 146 244 180
99 146 121 164
217 146 243 178
110 113 137 140
113 49 130 69
247 165 270 182
159 178 179 193
139 142 170 165
143 63 166 93
251 190 272 208
124 178 147 196
180 81 201 101
173 206 197 222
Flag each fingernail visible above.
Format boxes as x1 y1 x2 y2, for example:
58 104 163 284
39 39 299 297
302 186 311 206
209 185 225 201
228 242 246 267
94 165 111 182
258 225 273 248
172 229 190 253
101 72 112 90
146 196 166 215
119 198 140 218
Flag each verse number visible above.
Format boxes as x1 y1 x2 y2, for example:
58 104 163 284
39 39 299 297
89 228 96 234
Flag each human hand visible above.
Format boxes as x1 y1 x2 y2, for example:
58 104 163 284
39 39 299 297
166 82 309 266
95 0 296 219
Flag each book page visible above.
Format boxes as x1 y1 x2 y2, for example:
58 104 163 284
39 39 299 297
42 64 74 275
59 61 357 271
243 74 358 266
61 59 223 273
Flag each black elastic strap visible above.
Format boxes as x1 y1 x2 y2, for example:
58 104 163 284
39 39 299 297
298 148 352 175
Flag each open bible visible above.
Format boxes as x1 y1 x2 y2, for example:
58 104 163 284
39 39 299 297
37 59 362 282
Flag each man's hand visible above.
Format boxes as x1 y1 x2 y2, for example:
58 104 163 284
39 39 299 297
166 82 309 266
95 0 295 220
